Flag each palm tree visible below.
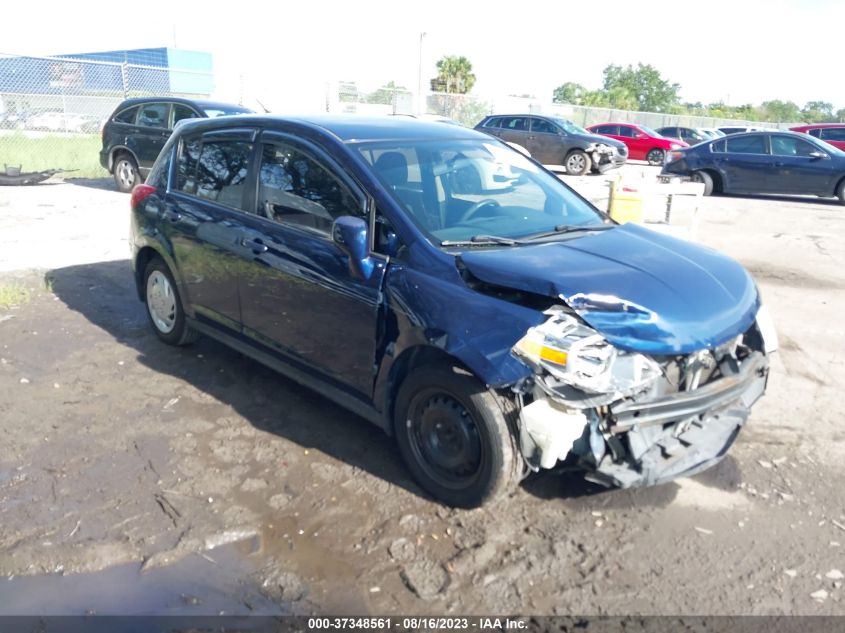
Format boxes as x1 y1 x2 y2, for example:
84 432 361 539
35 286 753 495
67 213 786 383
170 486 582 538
432 56 476 94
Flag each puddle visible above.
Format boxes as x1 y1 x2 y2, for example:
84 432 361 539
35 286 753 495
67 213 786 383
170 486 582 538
0 541 285 616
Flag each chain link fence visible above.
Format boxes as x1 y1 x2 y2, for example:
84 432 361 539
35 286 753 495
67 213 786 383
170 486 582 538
0 53 213 176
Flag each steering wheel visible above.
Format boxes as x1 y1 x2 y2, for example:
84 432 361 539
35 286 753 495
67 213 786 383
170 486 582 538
459 199 501 223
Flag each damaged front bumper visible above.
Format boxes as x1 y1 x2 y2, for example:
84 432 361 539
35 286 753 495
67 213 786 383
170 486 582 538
513 308 773 488
587 143 621 171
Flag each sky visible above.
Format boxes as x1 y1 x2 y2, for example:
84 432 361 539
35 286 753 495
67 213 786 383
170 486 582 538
3 0 844 112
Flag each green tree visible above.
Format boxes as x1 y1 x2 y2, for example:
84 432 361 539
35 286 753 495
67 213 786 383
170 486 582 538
760 100 801 123
431 56 476 94
836 108 845 122
552 82 587 104
802 100 834 123
365 81 407 105
601 63 680 112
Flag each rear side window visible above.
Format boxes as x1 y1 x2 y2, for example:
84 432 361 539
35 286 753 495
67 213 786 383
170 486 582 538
175 135 202 194
195 141 254 209
820 128 845 141
502 117 529 131
726 135 766 154
617 126 636 138
807 128 822 138
256 142 361 233
594 125 617 135
137 103 169 128
113 106 138 124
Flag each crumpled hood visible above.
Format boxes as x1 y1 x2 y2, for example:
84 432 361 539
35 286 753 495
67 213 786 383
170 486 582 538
457 223 760 355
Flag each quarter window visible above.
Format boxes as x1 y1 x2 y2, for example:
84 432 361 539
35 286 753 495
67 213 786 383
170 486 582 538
114 106 139 124
137 103 169 128
807 129 822 138
726 135 766 154
256 142 362 233
194 140 253 210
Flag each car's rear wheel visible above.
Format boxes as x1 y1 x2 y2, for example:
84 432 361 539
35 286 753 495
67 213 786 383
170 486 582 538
646 148 665 166
144 258 198 346
393 364 519 508
690 170 714 196
564 150 591 176
113 153 140 193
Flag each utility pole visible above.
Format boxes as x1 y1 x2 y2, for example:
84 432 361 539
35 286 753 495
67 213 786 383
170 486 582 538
417 32 427 114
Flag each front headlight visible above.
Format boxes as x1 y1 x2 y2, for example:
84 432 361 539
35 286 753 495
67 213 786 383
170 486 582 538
670 143 682 150
755 304 778 354
513 310 661 397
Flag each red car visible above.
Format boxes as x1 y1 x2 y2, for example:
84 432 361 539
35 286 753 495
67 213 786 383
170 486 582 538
789 123 845 152
587 123 688 165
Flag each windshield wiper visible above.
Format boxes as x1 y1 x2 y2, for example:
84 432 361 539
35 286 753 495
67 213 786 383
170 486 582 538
522 223 615 241
440 234 522 247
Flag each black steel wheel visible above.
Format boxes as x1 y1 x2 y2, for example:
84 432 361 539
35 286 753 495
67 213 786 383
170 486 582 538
394 364 519 507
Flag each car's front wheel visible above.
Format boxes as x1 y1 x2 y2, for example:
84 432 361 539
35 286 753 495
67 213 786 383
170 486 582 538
113 153 140 193
144 258 198 346
690 170 715 196
646 148 665 166
564 150 591 176
394 364 520 508
837 179 845 205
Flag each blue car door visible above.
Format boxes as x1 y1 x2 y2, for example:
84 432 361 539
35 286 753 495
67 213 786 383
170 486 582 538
236 131 387 398
769 134 836 195
722 134 774 192
164 127 258 330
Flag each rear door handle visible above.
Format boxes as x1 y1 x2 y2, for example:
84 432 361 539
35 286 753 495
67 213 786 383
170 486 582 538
241 237 268 254
773 161 785 167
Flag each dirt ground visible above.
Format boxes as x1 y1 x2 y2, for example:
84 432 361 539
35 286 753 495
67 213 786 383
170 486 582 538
1 169 844 616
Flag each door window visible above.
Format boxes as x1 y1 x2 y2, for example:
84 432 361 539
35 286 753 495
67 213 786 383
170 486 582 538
807 128 822 138
770 136 819 157
820 128 845 141
194 140 253 210
594 125 617 135
529 118 557 134
502 117 529 131
172 104 199 127
137 103 169 129
617 126 637 138
483 117 503 129
256 142 363 233
726 135 766 154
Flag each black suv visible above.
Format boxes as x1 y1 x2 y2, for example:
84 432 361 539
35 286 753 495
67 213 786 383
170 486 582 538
100 97 252 192
475 114 627 175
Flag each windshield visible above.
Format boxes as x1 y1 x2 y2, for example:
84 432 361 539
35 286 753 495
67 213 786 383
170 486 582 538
357 139 605 246
550 117 589 136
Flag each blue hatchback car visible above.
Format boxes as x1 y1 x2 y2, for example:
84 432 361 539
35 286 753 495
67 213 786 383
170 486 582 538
130 115 777 507
662 129 845 203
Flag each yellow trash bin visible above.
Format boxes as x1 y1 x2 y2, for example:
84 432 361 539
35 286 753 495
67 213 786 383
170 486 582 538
608 181 644 224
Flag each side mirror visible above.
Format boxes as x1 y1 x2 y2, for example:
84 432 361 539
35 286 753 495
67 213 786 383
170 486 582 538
808 151 828 160
332 215 375 280
636 133 648 139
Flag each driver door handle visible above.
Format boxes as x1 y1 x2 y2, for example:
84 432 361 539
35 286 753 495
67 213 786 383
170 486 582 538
241 237 268 254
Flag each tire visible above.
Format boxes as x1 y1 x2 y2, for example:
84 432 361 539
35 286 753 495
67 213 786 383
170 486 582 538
646 148 665 166
690 170 714 196
113 153 140 193
143 258 198 346
837 179 845 205
564 150 591 176
393 364 520 508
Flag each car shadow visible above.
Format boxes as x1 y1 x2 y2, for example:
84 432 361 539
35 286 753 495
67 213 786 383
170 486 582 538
46 260 419 499
65 176 118 192
717 192 841 206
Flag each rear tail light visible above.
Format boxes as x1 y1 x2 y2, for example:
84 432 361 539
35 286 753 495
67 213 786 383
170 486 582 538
130 184 157 208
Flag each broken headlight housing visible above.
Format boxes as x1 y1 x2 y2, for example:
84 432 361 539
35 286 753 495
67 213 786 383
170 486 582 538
513 309 661 398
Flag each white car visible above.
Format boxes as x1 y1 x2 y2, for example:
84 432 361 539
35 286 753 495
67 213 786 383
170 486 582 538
27 111 98 133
